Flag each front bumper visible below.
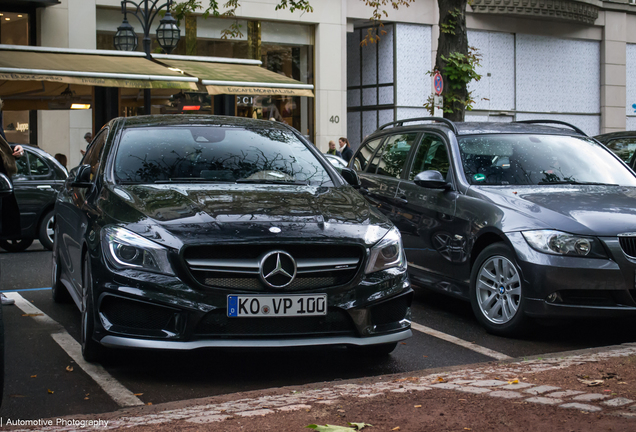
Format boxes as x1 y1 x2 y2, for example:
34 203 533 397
90 256 412 349
507 232 636 318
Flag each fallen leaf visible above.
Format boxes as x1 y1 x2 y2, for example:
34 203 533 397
134 393 143 396
84 397 89 400
392 428 400 431
400 342 407 345
508 379 519 384
603 389 612 392
66 366 74 372
47 389 54 394
22 313 43 317
618 381 628 385
414 405 422 408
459 399 467 401
337 409 345 413
30 375 37 378
348 423 372 430
423 355 428 358
437 377 448 383
464 429 472 431
577 378 604 387
147 402 152 406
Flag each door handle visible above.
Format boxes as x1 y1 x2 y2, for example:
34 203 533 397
37 185 53 189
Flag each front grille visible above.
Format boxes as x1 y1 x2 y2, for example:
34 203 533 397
194 308 355 337
619 235 636 258
184 244 364 291
369 295 410 326
100 296 177 331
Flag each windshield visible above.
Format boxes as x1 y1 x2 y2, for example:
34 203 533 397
458 134 636 186
113 126 334 186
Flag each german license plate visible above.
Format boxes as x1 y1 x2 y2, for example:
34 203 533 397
227 294 327 317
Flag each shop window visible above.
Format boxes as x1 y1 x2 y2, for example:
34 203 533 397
2 111 30 144
0 12 29 45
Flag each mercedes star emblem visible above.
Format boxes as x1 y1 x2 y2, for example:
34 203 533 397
259 250 297 289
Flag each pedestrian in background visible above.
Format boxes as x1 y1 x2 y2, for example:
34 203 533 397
326 140 342 157
0 134 25 306
80 132 92 156
339 137 353 162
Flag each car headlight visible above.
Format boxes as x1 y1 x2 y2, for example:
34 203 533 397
365 227 406 274
522 230 607 258
101 226 175 275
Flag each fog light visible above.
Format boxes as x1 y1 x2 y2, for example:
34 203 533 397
546 292 559 303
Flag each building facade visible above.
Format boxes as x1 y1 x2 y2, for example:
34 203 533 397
1 0 635 164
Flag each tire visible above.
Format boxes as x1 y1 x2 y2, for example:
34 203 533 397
470 243 529 337
38 209 55 251
0 238 34 252
81 254 103 362
51 242 71 303
349 342 398 357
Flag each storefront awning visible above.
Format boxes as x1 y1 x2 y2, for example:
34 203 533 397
153 54 314 98
0 45 199 91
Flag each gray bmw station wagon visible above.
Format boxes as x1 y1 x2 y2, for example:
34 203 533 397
352 118 636 336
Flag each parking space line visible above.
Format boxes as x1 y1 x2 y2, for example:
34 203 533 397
410 321 512 361
5 292 145 407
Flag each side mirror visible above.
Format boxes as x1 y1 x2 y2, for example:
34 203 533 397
0 173 13 198
339 167 361 188
71 164 93 188
414 170 451 190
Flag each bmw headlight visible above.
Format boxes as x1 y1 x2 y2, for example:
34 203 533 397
101 226 175 275
365 227 406 274
522 230 606 258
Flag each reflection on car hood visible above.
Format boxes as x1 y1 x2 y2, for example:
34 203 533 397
102 183 391 248
473 185 636 236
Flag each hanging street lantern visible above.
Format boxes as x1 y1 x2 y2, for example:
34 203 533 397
156 10 180 54
113 16 138 51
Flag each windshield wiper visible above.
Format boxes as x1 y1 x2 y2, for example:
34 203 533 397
154 178 233 184
235 179 309 185
537 181 619 186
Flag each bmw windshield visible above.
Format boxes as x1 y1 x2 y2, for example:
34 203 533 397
113 125 334 187
458 134 636 186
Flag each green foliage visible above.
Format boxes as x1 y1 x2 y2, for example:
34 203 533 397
173 0 312 39
306 422 373 431
440 7 461 35
424 47 483 115
360 0 415 45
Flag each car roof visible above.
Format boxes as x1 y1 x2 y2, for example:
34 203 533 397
117 114 292 131
365 118 587 141
594 131 636 142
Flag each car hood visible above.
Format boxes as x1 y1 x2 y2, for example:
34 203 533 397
471 185 636 236
101 183 392 249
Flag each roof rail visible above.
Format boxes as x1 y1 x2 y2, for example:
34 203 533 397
512 120 587 137
378 117 459 135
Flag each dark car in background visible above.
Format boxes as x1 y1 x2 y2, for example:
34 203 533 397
0 144 67 252
595 131 636 169
52 115 412 362
352 117 636 336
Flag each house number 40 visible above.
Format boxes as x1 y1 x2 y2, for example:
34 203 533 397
329 115 340 123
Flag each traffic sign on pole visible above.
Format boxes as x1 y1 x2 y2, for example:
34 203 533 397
433 71 443 96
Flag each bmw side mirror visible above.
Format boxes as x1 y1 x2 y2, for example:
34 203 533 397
0 173 13 198
339 167 361 189
414 170 451 190
71 164 93 188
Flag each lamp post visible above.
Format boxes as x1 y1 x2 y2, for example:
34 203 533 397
114 0 181 114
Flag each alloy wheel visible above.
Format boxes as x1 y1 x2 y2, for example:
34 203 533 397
475 255 521 324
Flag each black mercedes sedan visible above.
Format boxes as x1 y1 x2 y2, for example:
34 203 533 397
52 115 412 362
352 118 636 336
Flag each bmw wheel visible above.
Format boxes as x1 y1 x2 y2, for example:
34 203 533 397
470 243 529 336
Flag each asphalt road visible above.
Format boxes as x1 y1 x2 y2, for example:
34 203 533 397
2 243 636 422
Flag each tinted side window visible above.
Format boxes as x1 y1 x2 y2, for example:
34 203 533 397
605 138 636 163
409 134 450 180
353 138 382 172
29 152 50 176
83 130 107 182
373 133 417 178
